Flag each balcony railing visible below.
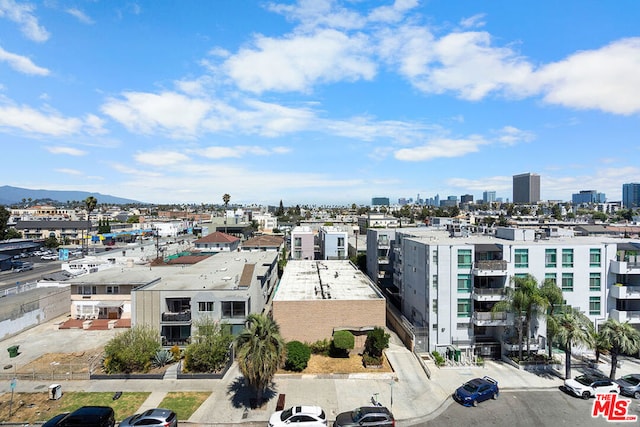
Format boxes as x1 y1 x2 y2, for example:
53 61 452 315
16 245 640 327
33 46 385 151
162 312 192 322
473 287 506 296
473 260 507 271
474 312 507 321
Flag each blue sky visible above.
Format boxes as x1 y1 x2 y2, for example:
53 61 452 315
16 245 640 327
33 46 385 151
1 0 639 206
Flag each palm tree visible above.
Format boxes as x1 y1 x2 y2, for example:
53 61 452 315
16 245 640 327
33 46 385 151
84 196 97 253
540 279 564 359
599 318 640 379
555 308 594 379
235 314 286 406
222 193 230 234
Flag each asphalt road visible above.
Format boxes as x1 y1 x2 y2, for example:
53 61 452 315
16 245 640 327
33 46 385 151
0 260 62 292
428 389 640 427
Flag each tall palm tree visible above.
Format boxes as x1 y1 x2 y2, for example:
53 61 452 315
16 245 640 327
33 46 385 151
540 279 564 359
599 318 640 379
235 314 286 406
555 308 594 379
222 193 230 234
84 196 97 253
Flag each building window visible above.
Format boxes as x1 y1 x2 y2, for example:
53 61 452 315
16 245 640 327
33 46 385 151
562 249 574 268
294 250 302 259
590 248 601 267
337 237 344 247
561 273 573 291
545 249 557 268
337 249 345 258
589 273 601 291
514 273 528 281
544 273 556 285
221 301 246 319
294 237 302 247
457 274 471 293
78 285 96 295
457 298 471 318
514 249 529 268
198 301 214 312
432 275 438 290
458 249 472 269
432 251 438 264
377 235 389 245
589 296 601 316
432 299 437 314
106 286 119 294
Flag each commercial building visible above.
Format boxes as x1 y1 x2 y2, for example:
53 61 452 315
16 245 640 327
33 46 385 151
513 173 541 204
572 190 606 205
623 183 640 209
371 197 390 207
271 260 386 344
482 191 496 204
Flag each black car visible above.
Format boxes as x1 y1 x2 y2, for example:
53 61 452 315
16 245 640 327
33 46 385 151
43 406 115 427
333 406 395 427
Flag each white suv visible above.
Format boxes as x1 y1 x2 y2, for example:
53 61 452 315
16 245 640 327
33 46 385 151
564 373 620 399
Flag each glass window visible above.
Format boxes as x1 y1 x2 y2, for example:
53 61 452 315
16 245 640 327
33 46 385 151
589 273 601 291
545 249 557 268
294 237 302 247
514 273 528 281
589 296 601 316
562 273 573 291
106 286 119 294
337 237 345 247
221 301 246 319
457 274 471 293
514 249 529 268
544 273 556 285
432 251 438 264
198 301 214 312
458 249 472 269
590 248 601 267
562 249 574 268
432 274 438 289
432 299 437 314
457 298 471 318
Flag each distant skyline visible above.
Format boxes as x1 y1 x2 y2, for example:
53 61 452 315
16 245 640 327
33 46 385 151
1 1 639 205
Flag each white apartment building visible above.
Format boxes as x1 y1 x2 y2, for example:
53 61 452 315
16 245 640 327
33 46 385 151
371 226 640 359
318 226 348 260
290 226 315 260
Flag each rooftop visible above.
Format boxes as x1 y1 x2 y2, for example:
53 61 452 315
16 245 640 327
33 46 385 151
275 260 383 302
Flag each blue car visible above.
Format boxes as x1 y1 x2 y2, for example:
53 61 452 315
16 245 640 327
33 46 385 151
453 376 499 407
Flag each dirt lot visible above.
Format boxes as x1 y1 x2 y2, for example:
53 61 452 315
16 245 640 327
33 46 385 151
279 353 393 374
16 348 104 374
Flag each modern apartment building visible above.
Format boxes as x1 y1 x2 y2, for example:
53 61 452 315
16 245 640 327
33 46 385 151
513 173 541 204
369 226 639 359
318 226 348 260
623 183 640 209
290 226 315 260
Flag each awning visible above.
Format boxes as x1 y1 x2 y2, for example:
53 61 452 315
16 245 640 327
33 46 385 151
96 301 125 308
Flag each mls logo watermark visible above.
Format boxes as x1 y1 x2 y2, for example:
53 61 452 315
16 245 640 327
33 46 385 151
592 393 638 422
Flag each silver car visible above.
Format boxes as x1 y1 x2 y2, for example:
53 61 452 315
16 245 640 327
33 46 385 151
616 374 640 399
119 408 178 427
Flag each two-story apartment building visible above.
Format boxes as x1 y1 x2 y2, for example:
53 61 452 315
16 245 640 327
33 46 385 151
193 231 240 252
318 226 348 260
290 226 314 260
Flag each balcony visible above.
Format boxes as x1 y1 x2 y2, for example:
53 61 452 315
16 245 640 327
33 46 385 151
610 309 640 324
161 311 192 322
610 260 640 275
610 285 640 300
473 311 509 326
472 260 508 277
473 287 507 302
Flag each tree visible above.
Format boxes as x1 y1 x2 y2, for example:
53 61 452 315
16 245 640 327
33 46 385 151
222 193 230 233
184 317 233 373
555 308 594 379
235 314 286 406
276 200 285 217
127 215 140 223
0 206 11 240
332 330 355 357
598 318 640 379
84 196 97 254
44 236 60 249
540 279 564 359
103 325 161 373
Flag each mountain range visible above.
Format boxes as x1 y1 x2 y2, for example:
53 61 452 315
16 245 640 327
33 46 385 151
0 186 143 206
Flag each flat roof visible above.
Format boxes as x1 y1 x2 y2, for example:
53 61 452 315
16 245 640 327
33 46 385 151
275 260 383 302
66 251 277 292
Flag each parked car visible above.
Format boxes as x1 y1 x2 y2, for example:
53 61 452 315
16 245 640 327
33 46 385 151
120 408 178 427
564 373 620 399
453 376 499 407
333 406 395 427
616 374 640 399
43 406 115 427
13 263 33 272
42 412 69 427
269 405 327 427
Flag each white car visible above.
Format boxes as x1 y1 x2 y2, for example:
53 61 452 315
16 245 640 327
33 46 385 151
268 406 327 427
564 373 620 399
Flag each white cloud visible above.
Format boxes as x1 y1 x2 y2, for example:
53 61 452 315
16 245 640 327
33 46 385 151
101 91 212 138
459 14 486 29
368 0 418 23
0 103 83 136
83 114 107 135
267 0 365 32
0 0 50 42
46 146 87 156
134 150 190 166
199 145 291 159
534 38 640 115
66 8 94 24
494 126 535 145
394 136 487 161
54 168 83 175
223 29 376 93
0 45 49 75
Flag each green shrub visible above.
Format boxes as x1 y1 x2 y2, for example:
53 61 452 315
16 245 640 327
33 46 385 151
284 341 311 372
308 339 331 355
170 345 182 360
362 353 383 366
432 351 445 367
152 349 174 368
364 327 390 358
184 318 233 373
331 330 355 357
103 325 161 373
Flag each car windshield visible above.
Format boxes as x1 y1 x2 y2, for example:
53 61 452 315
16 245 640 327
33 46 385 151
575 375 594 386
462 382 480 393
352 408 364 422
280 407 295 421
621 376 640 386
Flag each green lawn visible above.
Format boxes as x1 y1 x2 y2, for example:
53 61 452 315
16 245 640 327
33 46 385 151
158 392 212 421
58 392 150 421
